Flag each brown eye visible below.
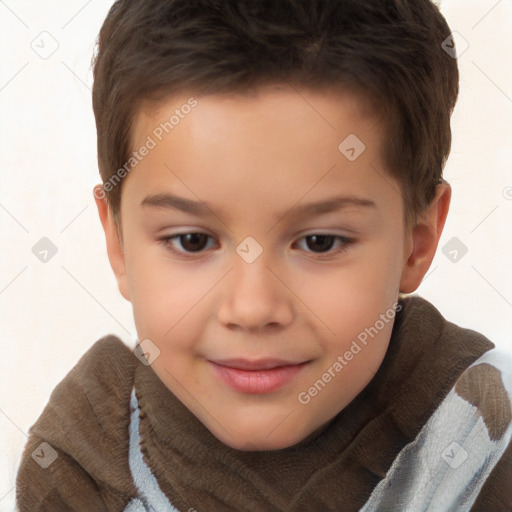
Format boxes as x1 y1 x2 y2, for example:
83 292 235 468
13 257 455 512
304 235 337 253
160 232 215 255
177 233 210 252
294 234 354 259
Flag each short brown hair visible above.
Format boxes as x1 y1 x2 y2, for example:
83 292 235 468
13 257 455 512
92 0 459 227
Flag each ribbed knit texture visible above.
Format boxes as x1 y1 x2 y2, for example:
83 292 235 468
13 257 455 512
16 296 512 511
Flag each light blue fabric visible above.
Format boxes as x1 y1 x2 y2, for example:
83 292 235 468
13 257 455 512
123 349 512 511
124 497 150 511
360 348 512 512
124 387 181 512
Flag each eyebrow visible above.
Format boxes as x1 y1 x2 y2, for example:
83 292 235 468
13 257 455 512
140 193 377 219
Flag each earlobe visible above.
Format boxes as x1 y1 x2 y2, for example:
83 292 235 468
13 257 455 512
399 181 451 294
93 185 131 302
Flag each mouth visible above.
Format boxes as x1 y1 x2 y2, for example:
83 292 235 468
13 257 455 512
210 358 308 371
207 358 311 394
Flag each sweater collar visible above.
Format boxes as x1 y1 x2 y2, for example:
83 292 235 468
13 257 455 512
133 296 493 511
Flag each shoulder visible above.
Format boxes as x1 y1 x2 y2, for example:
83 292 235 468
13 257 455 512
49 334 138 410
397 295 495 347
421 348 512 511
455 348 512 443
360 348 512 512
361 297 512 511
459 349 512 511
38 334 138 444
16 335 140 509
400 297 512 463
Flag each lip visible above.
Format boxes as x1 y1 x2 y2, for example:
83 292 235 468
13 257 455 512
210 358 306 370
207 359 310 394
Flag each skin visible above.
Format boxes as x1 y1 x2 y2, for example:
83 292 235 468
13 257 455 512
94 84 451 451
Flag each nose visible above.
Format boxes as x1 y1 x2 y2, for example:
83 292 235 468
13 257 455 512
217 251 294 332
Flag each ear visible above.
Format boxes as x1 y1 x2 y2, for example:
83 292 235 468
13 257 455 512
400 181 451 293
93 185 131 302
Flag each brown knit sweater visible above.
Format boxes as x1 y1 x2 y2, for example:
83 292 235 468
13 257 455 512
16 296 512 511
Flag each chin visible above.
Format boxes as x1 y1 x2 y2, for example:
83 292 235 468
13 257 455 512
211 425 310 452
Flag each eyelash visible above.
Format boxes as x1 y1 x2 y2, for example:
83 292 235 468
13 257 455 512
157 233 355 260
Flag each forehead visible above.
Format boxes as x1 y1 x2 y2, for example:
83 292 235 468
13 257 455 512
123 85 399 225
136 83 379 126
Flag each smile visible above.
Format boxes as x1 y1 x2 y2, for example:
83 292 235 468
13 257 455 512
207 359 311 394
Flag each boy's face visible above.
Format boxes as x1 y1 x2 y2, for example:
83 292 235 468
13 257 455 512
97 85 447 450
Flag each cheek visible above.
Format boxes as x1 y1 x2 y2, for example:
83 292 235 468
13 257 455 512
124 242 208 341
297 242 402 335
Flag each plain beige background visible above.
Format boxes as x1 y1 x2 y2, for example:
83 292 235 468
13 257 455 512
1 0 511 510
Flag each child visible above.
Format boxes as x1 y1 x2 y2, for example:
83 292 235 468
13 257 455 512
16 0 512 510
